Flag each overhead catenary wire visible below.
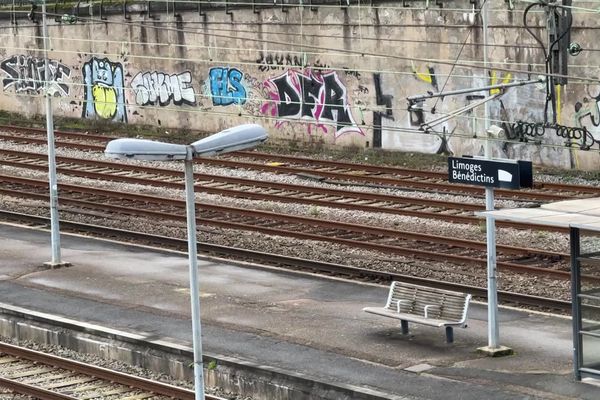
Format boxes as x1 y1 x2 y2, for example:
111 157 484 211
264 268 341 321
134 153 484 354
1 4 598 156
11 10 600 84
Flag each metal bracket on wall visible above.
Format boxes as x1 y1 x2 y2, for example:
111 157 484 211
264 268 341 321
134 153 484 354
340 0 349 9
54 0 63 22
309 0 318 11
280 0 288 13
10 1 17 25
252 0 260 14
198 0 206 17
402 0 410 7
27 3 38 23
173 0 181 18
147 1 159 19
435 0 444 8
99 0 107 20
226 0 233 15
75 1 81 19
123 0 131 20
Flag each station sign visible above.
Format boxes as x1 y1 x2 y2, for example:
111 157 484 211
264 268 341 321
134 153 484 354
448 156 533 189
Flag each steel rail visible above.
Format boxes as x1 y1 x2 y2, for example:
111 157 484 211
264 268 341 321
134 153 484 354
5 124 598 198
0 377 77 400
0 130 595 202
0 174 579 281
0 148 484 211
0 210 573 312
0 173 563 258
236 151 600 197
0 341 199 399
199 157 574 202
0 149 571 233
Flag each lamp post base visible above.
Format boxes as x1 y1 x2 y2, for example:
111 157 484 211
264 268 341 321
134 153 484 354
477 345 514 357
43 261 71 269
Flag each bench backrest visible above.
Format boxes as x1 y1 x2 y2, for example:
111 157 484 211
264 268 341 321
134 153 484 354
385 281 471 323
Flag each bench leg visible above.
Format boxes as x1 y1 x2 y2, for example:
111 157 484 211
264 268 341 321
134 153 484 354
445 326 454 343
400 320 409 335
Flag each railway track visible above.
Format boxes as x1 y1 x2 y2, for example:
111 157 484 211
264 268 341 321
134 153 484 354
0 125 598 203
0 210 572 312
0 173 578 282
0 148 571 233
0 125 594 310
0 341 212 400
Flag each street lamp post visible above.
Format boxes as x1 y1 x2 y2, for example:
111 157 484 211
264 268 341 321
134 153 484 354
41 1 68 268
104 124 268 400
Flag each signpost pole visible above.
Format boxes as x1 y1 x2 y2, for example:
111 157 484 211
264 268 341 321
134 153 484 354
478 0 511 355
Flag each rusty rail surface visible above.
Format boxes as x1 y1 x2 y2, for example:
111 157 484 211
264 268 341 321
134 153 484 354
0 126 597 202
0 148 571 233
0 174 577 281
0 341 209 400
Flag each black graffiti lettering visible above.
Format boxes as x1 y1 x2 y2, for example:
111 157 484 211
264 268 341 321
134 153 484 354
1 55 70 96
372 73 394 148
320 74 353 131
273 74 301 117
257 52 304 72
256 52 269 72
299 75 321 118
343 67 361 79
274 54 285 67
428 67 439 91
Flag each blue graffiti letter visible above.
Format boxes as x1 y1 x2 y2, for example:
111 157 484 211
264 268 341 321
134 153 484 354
209 67 247 106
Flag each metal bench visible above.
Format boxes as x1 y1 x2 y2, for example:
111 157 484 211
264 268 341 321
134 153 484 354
363 281 471 343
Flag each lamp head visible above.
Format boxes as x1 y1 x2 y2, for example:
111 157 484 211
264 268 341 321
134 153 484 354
105 138 188 161
191 124 268 157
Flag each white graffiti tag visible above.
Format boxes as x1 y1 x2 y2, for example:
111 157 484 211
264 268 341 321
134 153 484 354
131 71 196 106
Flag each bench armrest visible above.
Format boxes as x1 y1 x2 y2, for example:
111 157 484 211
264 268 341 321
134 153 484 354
424 304 441 318
393 299 412 313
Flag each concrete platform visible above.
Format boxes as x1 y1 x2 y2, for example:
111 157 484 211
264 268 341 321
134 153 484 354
0 222 598 399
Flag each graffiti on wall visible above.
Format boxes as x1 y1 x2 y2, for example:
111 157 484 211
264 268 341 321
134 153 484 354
256 52 332 72
412 63 438 91
574 83 600 137
261 69 362 137
373 73 394 147
82 57 126 122
256 52 303 72
208 67 247 106
489 71 512 95
131 71 196 107
1 55 71 96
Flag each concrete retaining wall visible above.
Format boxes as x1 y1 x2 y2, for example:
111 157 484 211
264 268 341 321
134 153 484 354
0 1 599 169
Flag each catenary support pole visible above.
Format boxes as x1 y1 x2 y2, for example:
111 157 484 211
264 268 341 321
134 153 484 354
184 149 206 400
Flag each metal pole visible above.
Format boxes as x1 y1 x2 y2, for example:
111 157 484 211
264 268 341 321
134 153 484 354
570 227 582 380
42 1 62 265
482 0 500 350
184 150 205 400
406 78 543 102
